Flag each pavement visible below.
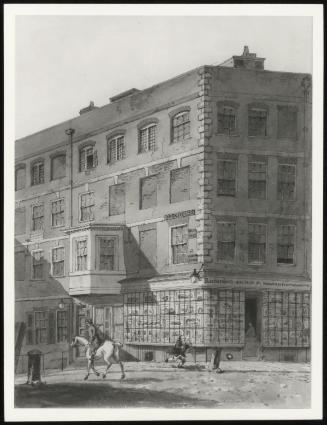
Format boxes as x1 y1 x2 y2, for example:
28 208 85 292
14 360 311 409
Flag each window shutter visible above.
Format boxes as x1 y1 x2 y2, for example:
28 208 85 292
48 310 56 344
26 312 34 345
93 150 98 168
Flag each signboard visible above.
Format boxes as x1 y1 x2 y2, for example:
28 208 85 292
204 278 311 291
164 209 195 221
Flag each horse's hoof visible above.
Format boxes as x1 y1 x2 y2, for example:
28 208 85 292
84 376 88 381
216 368 224 374
102 374 106 379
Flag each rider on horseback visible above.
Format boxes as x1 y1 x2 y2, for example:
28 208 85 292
86 319 105 363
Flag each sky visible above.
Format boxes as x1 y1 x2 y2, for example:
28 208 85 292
15 15 312 139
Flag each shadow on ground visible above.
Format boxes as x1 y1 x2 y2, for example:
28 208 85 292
15 382 213 408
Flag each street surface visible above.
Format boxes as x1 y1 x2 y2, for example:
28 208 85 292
15 361 310 409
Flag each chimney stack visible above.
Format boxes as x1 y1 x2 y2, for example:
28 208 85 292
232 46 265 70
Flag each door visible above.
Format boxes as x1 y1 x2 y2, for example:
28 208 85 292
94 306 124 342
243 297 260 358
76 306 87 358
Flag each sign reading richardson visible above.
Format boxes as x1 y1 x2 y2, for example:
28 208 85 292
204 278 311 291
164 209 195 221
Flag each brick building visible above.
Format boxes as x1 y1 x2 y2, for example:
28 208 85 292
15 47 311 369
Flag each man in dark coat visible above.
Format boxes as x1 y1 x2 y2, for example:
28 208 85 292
86 319 104 363
172 336 191 367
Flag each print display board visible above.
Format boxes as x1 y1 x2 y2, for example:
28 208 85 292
262 291 310 347
123 289 245 346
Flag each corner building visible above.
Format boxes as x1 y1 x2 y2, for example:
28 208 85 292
15 47 311 369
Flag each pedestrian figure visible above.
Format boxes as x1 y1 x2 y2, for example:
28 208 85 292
167 335 191 367
246 322 256 338
209 347 223 373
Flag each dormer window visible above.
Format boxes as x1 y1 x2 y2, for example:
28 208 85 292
31 160 44 186
79 144 97 171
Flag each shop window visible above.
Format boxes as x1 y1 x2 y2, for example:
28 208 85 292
262 291 310 347
248 161 267 199
139 228 157 269
277 224 295 265
99 237 115 271
15 207 26 235
32 204 44 231
52 247 65 276
248 108 267 136
277 163 296 200
76 239 88 271
248 223 266 264
123 289 245 345
51 199 65 227
140 175 157 209
217 222 235 262
79 145 97 171
218 106 237 135
277 106 298 139
32 250 44 280
109 183 125 216
217 160 237 196
171 111 190 143
139 124 157 153
15 165 26 190
35 311 48 344
57 310 68 342
31 160 45 186
51 154 66 180
170 166 190 203
171 225 188 264
80 192 95 222
107 135 125 163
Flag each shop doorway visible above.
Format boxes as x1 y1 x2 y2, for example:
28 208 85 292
244 295 260 358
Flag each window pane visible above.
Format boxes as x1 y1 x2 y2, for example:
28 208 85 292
218 107 236 134
32 205 44 231
248 224 266 264
80 193 94 222
277 225 295 264
172 112 190 143
217 160 236 196
277 164 296 200
248 162 266 199
52 199 65 227
99 238 115 270
171 225 188 264
217 223 235 262
141 176 157 209
170 167 190 203
52 247 65 276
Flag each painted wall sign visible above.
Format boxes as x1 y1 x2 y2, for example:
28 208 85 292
204 278 311 291
164 209 195 221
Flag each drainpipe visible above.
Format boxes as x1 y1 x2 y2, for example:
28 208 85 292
65 128 75 228
301 76 311 278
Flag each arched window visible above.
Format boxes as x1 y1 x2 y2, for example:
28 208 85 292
107 134 125 163
79 143 97 172
51 153 66 180
171 110 190 143
31 160 44 186
139 123 157 153
15 164 26 191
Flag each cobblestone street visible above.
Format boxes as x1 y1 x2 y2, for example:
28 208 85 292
15 361 310 409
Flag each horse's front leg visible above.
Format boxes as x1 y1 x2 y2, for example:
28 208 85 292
90 358 100 377
84 359 91 380
118 361 125 380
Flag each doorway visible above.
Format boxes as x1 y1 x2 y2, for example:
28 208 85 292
243 295 260 358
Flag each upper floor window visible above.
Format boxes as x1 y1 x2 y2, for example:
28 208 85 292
15 165 26 191
99 237 116 271
31 160 44 186
80 192 95 222
139 124 157 153
109 183 125 216
277 162 296 201
107 135 125 163
248 161 267 200
217 222 236 262
248 223 266 265
140 175 157 209
51 199 65 227
171 224 189 264
34 311 48 343
171 111 190 143
277 106 298 140
217 159 237 197
32 250 44 280
51 154 66 180
32 204 44 231
248 108 267 136
76 238 88 271
52 246 65 276
80 145 97 172
218 105 237 135
277 224 295 265
170 166 190 203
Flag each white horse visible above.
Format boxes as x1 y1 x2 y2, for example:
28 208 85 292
71 336 125 381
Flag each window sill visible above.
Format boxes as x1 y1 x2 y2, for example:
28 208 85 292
31 183 45 187
216 132 240 137
248 135 270 139
248 262 266 266
51 225 65 229
170 135 192 145
217 194 236 198
30 278 44 282
277 262 296 267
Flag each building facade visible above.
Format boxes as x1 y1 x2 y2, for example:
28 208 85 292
15 47 311 370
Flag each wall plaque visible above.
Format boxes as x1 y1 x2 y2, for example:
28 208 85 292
164 209 195 221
